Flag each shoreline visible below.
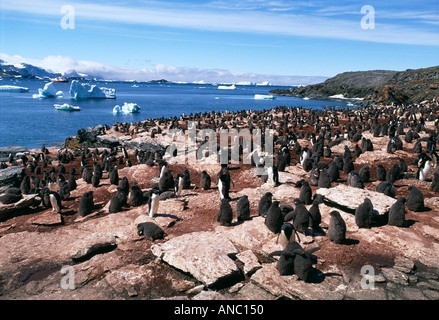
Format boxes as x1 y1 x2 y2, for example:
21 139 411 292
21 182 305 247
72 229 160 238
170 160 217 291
1 100 439 300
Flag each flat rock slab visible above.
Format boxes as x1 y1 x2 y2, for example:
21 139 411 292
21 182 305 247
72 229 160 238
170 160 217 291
151 231 239 287
0 194 39 221
250 262 345 300
30 211 63 226
316 184 397 215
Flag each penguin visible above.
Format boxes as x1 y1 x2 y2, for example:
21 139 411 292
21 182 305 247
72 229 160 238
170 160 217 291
376 181 396 198
182 168 191 189
291 199 311 234
174 174 184 196
308 199 322 231
217 198 233 226
375 164 387 181
308 166 320 186
48 192 61 213
258 192 273 216
417 159 431 181
388 197 406 227
359 166 371 183
137 222 166 241
406 185 424 212
129 183 145 207
343 157 354 175
328 210 346 244
217 167 232 200
236 195 251 222
82 167 93 184
91 173 100 188
59 181 70 200
277 223 297 250
20 176 31 195
0 188 22 204
431 172 439 192
159 161 168 178
267 165 279 186
67 175 77 191
327 161 340 183
109 194 122 213
265 201 284 233
78 191 94 217
355 198 375 228
200 170 211 190
300 147 312 167
317 168 331 188
299 181 312 205
159 170 174 193
109 166 119 186
386 164 401 184
347 171 364 189
148 189 160 217
118 176 130 195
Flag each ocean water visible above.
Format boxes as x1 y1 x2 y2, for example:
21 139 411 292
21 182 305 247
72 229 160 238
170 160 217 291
0 78 349 149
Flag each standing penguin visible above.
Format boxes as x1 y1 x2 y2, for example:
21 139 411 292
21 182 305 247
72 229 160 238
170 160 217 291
431 172 439 192
236 195 251 222
200 171 211 190
299 181 312 205
277 223 298 250
265 201 284 234
91 173 100 188
20 176 31 195
406 185 424 212
148 189 160 218
291 198 311 234
258 192 273 216
78 191 94 217
108 194 122 213
375 164 387 181
49 192 62 213
109 166 119 186
328 210 346 244
217 167 232 200
317 169 331 188
129 183 145 207
267 165 279 186
174 174 184 196
417 159 431 181
67 175 77 191
217 198 233 226
182 169 191 189
388 197 406 227
355 198 375 228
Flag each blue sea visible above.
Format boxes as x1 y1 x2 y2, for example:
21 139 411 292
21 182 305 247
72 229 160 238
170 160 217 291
0 78 349 149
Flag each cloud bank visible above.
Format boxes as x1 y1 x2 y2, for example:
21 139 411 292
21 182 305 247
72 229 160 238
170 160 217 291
0 53 327 86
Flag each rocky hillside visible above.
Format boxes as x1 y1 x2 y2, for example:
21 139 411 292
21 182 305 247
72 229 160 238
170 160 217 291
270 66 439 105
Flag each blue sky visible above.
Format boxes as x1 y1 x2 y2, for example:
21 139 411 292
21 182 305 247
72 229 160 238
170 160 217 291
0 0 438 84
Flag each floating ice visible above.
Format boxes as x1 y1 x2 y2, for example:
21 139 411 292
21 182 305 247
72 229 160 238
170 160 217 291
33 82 63 98
113 102 140 114
0 85 29 93
69 80 116 99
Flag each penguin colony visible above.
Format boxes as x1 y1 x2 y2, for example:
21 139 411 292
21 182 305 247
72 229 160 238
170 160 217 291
0 100 439 284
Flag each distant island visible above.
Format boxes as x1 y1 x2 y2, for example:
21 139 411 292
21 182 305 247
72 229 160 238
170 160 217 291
270 66 439 105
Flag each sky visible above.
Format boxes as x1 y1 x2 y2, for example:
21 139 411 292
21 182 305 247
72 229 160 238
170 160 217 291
0 0 438 85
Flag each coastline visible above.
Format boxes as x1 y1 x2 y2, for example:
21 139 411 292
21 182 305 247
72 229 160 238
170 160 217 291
0 101 439 301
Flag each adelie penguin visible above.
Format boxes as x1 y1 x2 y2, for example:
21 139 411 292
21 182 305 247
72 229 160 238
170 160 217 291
217 167 232 200
406 185 425 212
236 195 250 222
431 172 439 193
388 197 407 227
174 174 184 197
417 158 431 181
265 201 283 234
148 189 160 218
137 222 166 241
129 183 144 207
328 210 346 244
299 181 312 205
78 191 94 217
108 194 123 213
217 198 233 226
267 165 279 186
291 198 311 234
355 198 376 228
200 171 211 190
258 192 273 216
277 223 298 250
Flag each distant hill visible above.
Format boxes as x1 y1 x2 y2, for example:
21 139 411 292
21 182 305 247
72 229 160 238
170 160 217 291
270 66 439 105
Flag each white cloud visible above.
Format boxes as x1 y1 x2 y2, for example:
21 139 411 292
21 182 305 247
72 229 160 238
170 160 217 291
0 52 326 85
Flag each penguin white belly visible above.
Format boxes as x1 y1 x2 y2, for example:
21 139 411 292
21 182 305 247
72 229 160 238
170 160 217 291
218 179 224 199
149 195 160 217
176 177 183 196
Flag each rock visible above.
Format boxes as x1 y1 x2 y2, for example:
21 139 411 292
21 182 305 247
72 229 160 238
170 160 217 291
381 267 410 286
151 231 240 287
236 250 261 275
70 234 117 261
393 256 415 274
233 282 277 300
30 211 63 226
96 135 120 148
0 194 39 221
250 263 344 300
0 146 28 162
316 184 397 215
0 166 26 193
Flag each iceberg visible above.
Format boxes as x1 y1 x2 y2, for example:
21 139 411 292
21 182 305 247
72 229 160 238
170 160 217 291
32 82 63 98
0 85 29 92
113 102 140 114
54 103 81 111
254 94 276 100
69 80 116 99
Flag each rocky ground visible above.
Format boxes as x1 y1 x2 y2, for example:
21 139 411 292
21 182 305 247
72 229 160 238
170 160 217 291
1 103 439 301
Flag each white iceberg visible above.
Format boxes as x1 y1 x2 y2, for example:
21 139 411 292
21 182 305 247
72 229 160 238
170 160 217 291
254 94 276 100
54 103 81 111
33 82 63 98
113 102 140 114
0 85 29 92
69 80 116 99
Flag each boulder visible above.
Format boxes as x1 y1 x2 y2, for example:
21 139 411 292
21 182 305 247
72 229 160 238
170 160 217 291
0 146 28 162
0 194 39 221
0 166 26 193
151 231 240 287
316 184 397 215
